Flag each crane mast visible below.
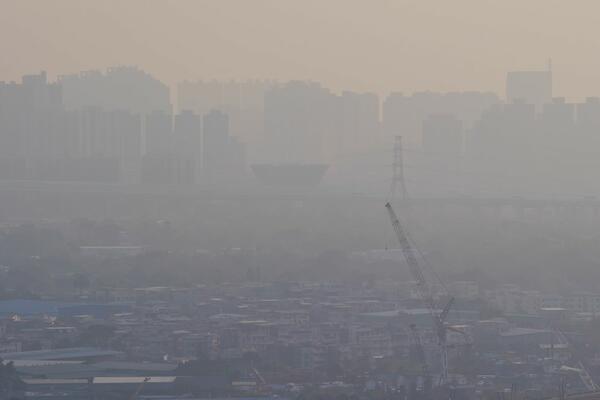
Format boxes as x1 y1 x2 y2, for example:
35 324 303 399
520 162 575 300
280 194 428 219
385 202 453 386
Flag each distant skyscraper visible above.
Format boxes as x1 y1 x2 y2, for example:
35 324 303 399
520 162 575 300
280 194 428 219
177 80 275 162
0 70 164 184
340 91 380 154
145 111 172 156
576 97 600 136
177 80 275 116
0 72 65 179
143 111 183 185
173 110 201 184
506 68 552 110
539 97 574 139
202 110 229 180
420 114 462 195
174 110 201 157
203 109 246 183
382 91 499 147
77 107 141 183
21 71 63 111
422 114 462 155
466 101 536 195
59 66 171 115
264 81 338 164
178 80 223 115
227 137 247 180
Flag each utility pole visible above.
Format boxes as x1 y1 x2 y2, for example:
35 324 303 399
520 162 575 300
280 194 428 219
391 135 408 201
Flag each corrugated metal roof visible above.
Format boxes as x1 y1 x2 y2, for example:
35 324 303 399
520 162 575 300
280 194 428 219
92 361 177 372
3 347 122 360
94 376 176 384
24 378 88 385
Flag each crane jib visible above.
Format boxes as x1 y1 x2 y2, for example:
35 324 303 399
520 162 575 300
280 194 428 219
385 202 453 386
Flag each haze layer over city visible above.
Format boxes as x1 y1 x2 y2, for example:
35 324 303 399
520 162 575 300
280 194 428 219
2 2 600 400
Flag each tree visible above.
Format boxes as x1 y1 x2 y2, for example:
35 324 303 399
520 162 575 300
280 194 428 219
0 358 25 398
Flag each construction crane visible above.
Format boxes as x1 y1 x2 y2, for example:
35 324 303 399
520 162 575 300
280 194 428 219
385 202 455 386
252 366 268 393
129 377 150 400
558 329 599 392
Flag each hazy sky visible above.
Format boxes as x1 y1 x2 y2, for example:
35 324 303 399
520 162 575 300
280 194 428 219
2 0 600 98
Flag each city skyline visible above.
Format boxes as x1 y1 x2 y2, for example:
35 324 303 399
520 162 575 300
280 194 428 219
1 63 599 201
3 1 600 100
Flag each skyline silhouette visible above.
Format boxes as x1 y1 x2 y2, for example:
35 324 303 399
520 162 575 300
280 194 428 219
3 1 600 99
1 64 600 199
